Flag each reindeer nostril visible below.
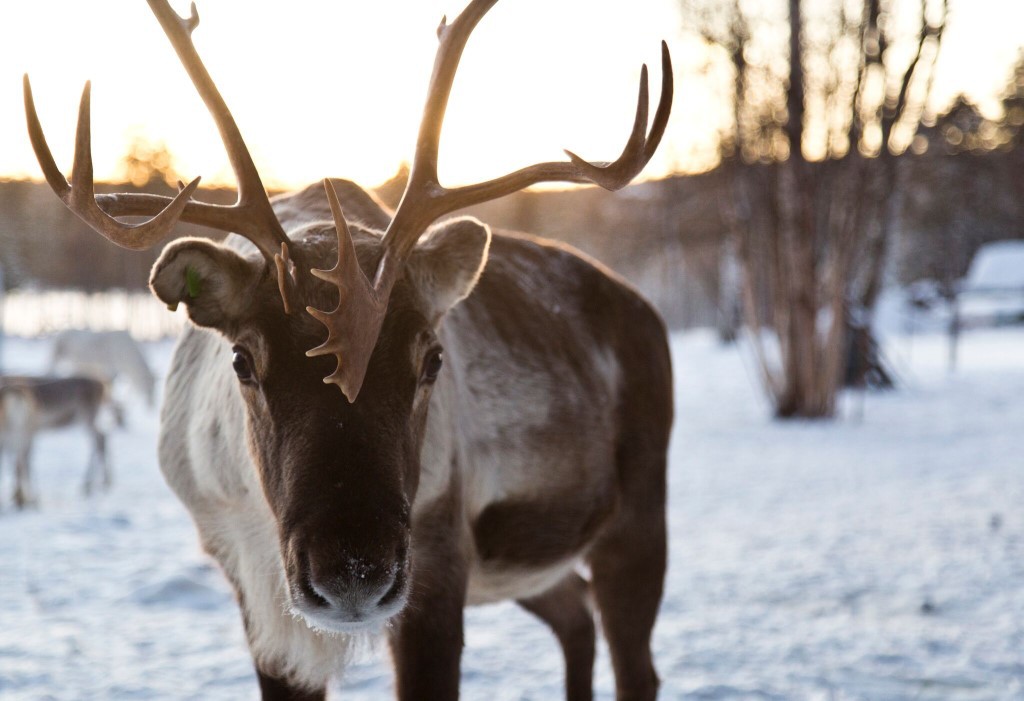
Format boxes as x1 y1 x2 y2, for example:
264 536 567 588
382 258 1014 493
292 547 330 608
377 568 405 607
304 578 332 607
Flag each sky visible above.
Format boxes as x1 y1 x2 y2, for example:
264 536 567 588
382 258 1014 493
0 0 1021 192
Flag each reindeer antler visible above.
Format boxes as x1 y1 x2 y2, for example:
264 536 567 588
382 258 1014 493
304 180 390 399
24 78 201 251
24 0 296 309
310 0 673 401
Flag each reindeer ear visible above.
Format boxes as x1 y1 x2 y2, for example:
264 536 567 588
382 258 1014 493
149 237 262 329
406 216 491 323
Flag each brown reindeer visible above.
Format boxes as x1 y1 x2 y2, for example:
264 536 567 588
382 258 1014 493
24 1 673 699
0 375 117 508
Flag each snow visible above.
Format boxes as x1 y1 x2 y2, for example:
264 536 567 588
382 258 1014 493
1 326 1023 700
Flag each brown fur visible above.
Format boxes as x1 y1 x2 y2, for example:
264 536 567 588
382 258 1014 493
519 573 597 701
473 493 616 566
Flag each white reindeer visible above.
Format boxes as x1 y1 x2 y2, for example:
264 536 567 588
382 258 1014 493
49 329 157 407
24 0 674 698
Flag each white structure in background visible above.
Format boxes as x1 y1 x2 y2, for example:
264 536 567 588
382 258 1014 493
48 329 156 407
0 266 5 373
950 240 1024 368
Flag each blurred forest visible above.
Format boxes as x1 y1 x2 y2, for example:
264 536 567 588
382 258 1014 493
5 73 1018 300
0 1 1021 418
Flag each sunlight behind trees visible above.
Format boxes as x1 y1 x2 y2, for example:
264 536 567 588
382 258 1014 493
2 0 684 190
0 0 1020 191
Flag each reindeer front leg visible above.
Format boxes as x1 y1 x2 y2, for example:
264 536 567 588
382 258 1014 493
13 438 35 509
83 429 109 496
388 497 468 701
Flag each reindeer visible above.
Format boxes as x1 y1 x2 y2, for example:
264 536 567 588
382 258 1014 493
49 329 158 407
24 1 673 698
0 375 117 508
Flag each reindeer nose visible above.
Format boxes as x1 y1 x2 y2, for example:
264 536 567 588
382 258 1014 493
306 554 404 612
288 538 408 629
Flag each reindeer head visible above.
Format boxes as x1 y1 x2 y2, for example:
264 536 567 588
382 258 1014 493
24 0 671 632
150 216 488 630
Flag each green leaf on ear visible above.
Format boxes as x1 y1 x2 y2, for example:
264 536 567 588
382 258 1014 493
185 266 202 299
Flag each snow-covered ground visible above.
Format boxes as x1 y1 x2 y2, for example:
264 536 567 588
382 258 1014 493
1 327 1022 700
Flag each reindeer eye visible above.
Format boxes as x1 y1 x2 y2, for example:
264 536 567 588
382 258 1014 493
231 346 254 383
423 348 443 383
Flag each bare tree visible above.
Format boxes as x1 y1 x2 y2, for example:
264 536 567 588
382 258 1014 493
683 0 947 417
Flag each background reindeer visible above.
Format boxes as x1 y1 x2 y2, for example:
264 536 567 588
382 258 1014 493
24 0 673 698
0 375 119 508
49 329 158 407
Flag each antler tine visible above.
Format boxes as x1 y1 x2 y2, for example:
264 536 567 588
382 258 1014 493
564 44 674 190
145 0 288 262
24 75 71 201
643 42 674 162
411 0 500 187
24 75 199 251
305 179 388 403
563 64 649 191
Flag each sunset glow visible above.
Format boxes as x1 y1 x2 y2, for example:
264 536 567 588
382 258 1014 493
0 0 1021 191
2 0 687 191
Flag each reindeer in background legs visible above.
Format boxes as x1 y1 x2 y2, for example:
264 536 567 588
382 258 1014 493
0 376 120 508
